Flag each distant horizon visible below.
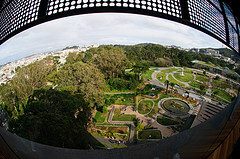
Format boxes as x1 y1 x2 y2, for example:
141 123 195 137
0 43 231 66
0 13 230 65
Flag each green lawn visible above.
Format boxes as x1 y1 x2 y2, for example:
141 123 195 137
212 88 232 102
138 130 162 139
142 70 155 80
176 68 193 74
157 72 166 83
106 94 135 106
113 108 136 121
105 84 133 93
157 115 179 125
161 68 178 73
212 79 231 89
138 100 154 114
168 74 185 87
173 73 194 82
196 75 209 82
94 111 108 123
183 68 194 74
189 81 201 89
198 61 223 69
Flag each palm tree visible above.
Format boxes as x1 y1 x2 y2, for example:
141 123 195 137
164 80 170 95
170 82 175 96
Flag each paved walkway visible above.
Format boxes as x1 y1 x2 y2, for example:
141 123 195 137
94 137 113 149
108 104 175 141
108 106 135 143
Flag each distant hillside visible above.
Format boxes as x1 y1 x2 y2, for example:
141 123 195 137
189 47 239 60
62 46 79 50
216 48 239 59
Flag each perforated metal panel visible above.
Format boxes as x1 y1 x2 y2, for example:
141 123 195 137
0 0 239 53
47 0 182 18
188 0 226 43
209 0 222 11
0 0 40 41
228 21 239 51
223 2 236 29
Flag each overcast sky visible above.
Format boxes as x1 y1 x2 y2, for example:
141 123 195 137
0 13 226 65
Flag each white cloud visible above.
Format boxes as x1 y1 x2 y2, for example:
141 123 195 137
0 13 224 65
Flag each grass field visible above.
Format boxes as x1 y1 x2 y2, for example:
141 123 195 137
113 108 136 121
138 130 162 140
212 88 232 102
138 100 154 114
142 70 155 80
106 94 135 105
94 111 108 123
157 115 179 125
161 68 178 73
176 68 193 74
174 73 194 82
168 74 185 87
189 81 201 89
212 79 231 89
157 72 167 83
196 75 209 82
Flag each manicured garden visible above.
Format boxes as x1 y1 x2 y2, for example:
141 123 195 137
142 69 155 80
174 73 194 82
212 88 232 102
168 74 185 87
161 68 179 73
196 75 209 82
94 111 108 123
113 108 136 121
138 130 162 140
189 81 202 89
212 79 231 89
138 99 154 114
157 72 166 83
157 115 179 125
105 94 135 106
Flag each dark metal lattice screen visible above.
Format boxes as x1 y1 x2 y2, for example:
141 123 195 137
46 0 182 17
0 0 239 53
188 0 226 42
0 0 41 42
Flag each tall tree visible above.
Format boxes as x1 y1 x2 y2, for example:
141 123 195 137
165 80 170 95
132 62 150 81
56 61 106 108
66 51 82 64
0 57 55 118
96 46 128 78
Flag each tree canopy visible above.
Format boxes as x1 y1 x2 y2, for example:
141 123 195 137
96 46 128 78
0 57 55 118
8 88 90 149
53 61 106 108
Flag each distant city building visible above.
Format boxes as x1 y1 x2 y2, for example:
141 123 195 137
191 60 240 81
0 45 98 84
